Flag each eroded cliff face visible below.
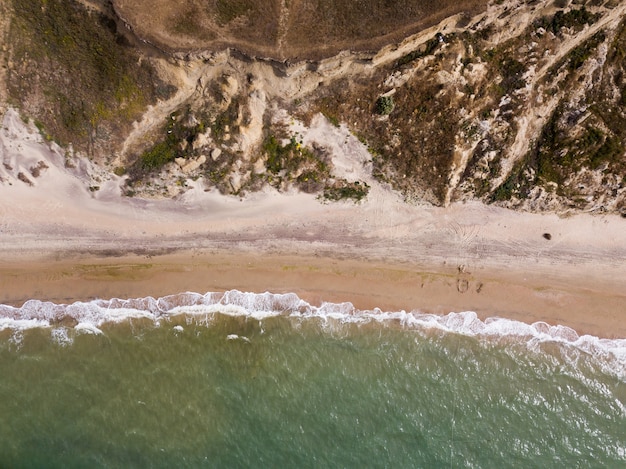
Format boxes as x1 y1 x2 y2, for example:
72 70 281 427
2 0 625 214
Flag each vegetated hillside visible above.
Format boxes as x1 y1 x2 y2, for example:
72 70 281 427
1 0 625 214
313 0 626 212
112 0 488 60
5 0 175 157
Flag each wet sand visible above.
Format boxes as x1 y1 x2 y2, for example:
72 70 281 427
2 250 625 338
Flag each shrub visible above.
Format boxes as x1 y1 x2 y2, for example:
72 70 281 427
375 96 395 115
568 31 605 69
396 33 443 67
140 141 176 170
534 7 600 35
263 135 291 173
322 180 370 202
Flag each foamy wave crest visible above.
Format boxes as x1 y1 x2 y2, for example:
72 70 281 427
1 290 625 373
0 290 311 331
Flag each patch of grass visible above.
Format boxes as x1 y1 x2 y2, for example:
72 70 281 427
375 95 395 115
139 140 177 171
492 161 529 202
317 94 346 129
8 0 172 155
170 5 215 40
533 109 568 185
128 109 207 180
296 170 326 194
323 112 340 127
519 104 624 195
498 58 526 93
211 97 241 143
482 44 527 98
589 135 623 169
262 133 332 193
263 135 292 174
322 180 370 203
215 0 253 26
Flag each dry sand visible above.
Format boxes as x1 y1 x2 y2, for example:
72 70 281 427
1 108 625 338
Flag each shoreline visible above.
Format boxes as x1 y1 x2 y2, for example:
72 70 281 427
1 108 625 340
2 250 625 339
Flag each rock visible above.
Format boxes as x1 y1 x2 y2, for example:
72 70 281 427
229 172 242 193
211 148 222 161
253 158 266 174
175 157 186 168
223 76 238 96
182 154 206 173
192 130 211 150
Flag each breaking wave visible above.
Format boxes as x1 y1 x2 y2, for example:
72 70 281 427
1 290 625 375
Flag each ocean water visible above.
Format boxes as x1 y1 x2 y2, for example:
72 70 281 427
0 291 624 467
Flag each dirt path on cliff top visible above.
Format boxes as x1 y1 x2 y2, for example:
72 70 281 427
112 0 489 61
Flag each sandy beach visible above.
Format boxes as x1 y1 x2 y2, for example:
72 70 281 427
1 109 625 338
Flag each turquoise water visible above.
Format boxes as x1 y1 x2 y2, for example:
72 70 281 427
0 291 625 467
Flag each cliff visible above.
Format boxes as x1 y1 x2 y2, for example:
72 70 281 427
2 0 625 214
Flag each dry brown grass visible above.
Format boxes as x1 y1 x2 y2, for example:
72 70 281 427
112 0 489 59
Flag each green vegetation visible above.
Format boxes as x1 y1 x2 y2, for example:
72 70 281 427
534 7 600 35
316 94 345 129
492 162 529 202
567 31 606 70
497 58 526 93
215 0 253 25
482 43 527 98
139 141 177 171
308 63 460 204
170 5 215 40
323 113 340 128
538 121 623 183
8 0 173 155
493 103 626 203
128 110 207 181
211 97 241 143
588 134 623 169
262 134 331 193
396 33 444 67
375 96 395 115
322 180 370 203
263 135 293 174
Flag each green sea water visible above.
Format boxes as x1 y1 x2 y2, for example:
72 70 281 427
0 293 625 467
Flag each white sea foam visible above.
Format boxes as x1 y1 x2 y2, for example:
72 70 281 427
75 323 104 335
1 290 625 374
226 334 250 343
0 317 50 331
51 328 73 346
